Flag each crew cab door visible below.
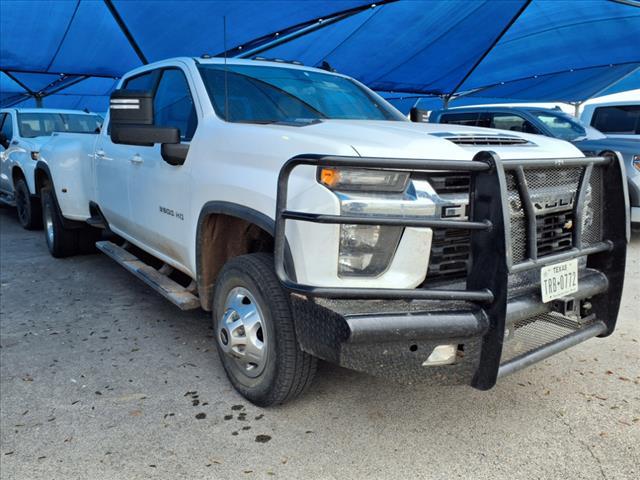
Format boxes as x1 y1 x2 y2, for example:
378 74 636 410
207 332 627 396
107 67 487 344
127 68 197 269
95 70 160 233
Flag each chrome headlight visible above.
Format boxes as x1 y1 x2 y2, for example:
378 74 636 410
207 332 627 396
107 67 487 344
633 154 640 173
318 167 410 277
338 224 403 277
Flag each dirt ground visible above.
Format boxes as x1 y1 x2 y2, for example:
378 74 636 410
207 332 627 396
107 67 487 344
1 206 638 480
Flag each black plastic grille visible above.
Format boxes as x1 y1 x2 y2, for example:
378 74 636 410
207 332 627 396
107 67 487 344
505 166 603 265
425 229 471 283
413 172 470 194
423 173 471 284
536 211 574 257
423 164 604 283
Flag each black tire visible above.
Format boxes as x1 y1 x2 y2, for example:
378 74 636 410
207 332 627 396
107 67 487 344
15 178 42 230
41 186 79 258
213 253 317 407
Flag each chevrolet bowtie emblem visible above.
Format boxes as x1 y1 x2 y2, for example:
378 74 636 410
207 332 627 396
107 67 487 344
564 219 573 230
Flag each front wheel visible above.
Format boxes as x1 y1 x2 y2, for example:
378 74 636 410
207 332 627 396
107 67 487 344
213 253 317 407
15 178 42 230
41 186 79 258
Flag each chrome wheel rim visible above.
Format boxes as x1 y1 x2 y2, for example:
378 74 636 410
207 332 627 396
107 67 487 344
217 286 267 378
44 202 54 248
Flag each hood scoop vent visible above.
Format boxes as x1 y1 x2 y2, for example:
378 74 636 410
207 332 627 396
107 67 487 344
435 133 532 146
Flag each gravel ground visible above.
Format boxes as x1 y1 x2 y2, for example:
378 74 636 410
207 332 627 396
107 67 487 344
1 206 638 480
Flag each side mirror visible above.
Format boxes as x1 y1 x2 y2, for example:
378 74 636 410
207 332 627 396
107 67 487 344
110 89 153 125
108 89 189 165
0 132 8 149
111 124 180 147
161 143 189 166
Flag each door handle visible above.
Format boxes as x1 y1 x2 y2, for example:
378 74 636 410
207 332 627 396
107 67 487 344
129 154 143 164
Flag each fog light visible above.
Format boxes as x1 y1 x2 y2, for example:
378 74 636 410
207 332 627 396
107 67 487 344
338 224 402 277
422 344 457 366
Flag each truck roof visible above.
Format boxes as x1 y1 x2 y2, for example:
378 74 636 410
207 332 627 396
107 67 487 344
121 56 348 80
432 105 564 114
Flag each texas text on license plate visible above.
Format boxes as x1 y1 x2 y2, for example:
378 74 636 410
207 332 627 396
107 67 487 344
540 259 579 303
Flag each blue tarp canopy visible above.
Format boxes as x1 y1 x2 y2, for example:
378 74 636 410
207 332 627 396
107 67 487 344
1 0 638 112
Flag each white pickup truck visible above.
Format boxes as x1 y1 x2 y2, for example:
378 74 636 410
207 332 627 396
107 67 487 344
0 108 102 229
37 57 629 406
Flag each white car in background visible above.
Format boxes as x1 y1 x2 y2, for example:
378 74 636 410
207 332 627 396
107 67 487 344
581 100 639 139
0 108 102 229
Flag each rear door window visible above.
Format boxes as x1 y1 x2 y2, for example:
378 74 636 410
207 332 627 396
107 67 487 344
591 105 640 134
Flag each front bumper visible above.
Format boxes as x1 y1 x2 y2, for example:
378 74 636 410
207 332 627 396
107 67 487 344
275 152 628 389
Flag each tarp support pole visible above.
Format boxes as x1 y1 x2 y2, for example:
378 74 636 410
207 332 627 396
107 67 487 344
2 68 118 79
2 70 36 96
103 0 148 64
35 96 43 108
448 0 532 98
583 65 640 102
44 76 90 97
571 102 581 118
453 61 640 102
235 1 398 59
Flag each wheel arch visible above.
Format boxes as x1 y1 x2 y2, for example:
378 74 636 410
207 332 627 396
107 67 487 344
196 201 296 311
33 161 85 230
34 161 53 194
11 165 28 191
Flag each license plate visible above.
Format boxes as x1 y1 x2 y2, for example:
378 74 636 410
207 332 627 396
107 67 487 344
540 259 579 303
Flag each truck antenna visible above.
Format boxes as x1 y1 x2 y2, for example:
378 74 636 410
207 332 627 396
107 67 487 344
223 16 229 122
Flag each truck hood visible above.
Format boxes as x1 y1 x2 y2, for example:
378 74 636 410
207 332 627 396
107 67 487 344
276 119 583 160
17 136 54 152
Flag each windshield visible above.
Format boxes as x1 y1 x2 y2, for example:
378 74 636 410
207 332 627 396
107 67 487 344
528 110 589 141
18 113 102 138
198 64 405 124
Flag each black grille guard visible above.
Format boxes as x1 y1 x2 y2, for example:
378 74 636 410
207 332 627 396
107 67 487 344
274 151 629 389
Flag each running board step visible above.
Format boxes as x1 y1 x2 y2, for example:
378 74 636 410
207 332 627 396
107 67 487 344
96 241 200 310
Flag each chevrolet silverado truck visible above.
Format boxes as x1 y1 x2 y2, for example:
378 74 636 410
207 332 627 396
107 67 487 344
37 57 629 406
0 108 102 229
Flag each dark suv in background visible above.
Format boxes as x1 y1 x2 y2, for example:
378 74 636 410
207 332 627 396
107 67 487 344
429 106 640 226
